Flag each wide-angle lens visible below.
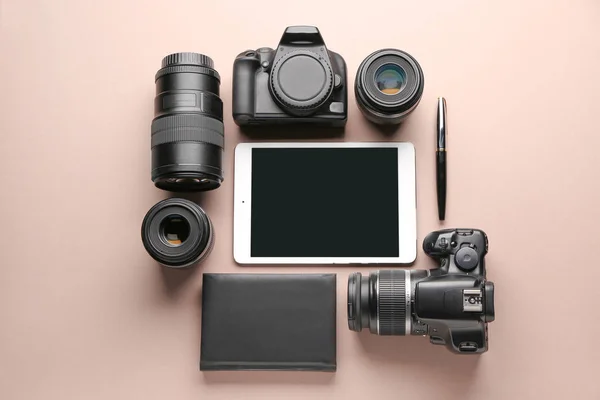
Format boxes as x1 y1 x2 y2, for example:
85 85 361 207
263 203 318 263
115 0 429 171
151 52 224 192
355 49 424 125
141 198 214 268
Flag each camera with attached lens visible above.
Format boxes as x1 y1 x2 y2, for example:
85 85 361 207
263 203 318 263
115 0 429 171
232 26 347 127
348 228 495 354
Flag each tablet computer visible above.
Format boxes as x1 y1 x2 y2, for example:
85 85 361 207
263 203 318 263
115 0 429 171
233 142 416 264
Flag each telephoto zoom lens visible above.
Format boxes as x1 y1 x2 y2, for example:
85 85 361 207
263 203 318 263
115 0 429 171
151 52 224 192
141 198 214 268
355 49 424 125
347 270 428 335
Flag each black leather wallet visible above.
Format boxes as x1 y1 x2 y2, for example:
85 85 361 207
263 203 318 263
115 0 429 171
200 274 337 371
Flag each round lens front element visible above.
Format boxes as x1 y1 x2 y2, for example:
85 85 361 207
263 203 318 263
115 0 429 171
375 64 406 95
354 48 424 125
160 215 190 246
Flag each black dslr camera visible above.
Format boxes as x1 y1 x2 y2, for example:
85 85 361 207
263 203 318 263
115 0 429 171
348 229 495 354
232 26 347 127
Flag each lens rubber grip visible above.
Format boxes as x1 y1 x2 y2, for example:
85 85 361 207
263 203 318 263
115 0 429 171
378 270 407 335
161 52 214 69
151 115 224 148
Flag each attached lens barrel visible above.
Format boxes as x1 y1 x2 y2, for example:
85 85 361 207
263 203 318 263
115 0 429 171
348 270 428 335
141 198 214 268
355 49 424 125
151 53 224 192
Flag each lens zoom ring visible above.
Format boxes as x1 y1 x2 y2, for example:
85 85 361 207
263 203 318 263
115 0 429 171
378 270 407 335
151 128 224 148
161 52 214 68
151 115 224 148
155 65 220 81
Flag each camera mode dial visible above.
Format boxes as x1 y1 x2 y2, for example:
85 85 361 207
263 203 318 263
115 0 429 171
269 50 333 116
455 247 479 271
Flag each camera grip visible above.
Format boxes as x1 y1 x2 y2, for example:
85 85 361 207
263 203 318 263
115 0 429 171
232 55 260 124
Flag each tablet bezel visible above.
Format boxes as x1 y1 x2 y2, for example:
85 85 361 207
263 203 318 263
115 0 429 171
233 142 417 264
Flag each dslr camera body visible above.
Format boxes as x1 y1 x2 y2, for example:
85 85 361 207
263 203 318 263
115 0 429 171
348 228 495 354
417 228 495 353
232 26 348 127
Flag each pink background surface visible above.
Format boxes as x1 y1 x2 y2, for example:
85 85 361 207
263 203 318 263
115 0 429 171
2 1 600 399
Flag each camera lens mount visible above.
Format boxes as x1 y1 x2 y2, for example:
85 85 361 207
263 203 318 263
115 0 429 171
269 50 334 116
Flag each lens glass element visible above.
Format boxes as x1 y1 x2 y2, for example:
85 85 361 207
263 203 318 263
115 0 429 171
160 215 190 246
375 64 406 95
175 178 200 184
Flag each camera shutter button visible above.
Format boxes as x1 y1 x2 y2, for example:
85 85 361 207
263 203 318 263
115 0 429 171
455 247 479 271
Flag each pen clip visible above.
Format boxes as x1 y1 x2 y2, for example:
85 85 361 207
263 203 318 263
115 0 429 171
437 97 447 151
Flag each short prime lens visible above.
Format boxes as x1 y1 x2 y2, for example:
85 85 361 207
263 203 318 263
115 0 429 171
347 270 428 335
151 53 224 192
141 198 214 268
355 49 424 125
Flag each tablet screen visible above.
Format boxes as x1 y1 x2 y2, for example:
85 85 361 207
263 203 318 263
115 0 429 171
251 148 400 257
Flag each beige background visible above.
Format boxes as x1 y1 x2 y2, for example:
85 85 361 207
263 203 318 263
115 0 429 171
1 0 600 399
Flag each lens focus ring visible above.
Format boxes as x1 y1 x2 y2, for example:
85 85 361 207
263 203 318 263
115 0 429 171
151 115 224 148
377 270 407 335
